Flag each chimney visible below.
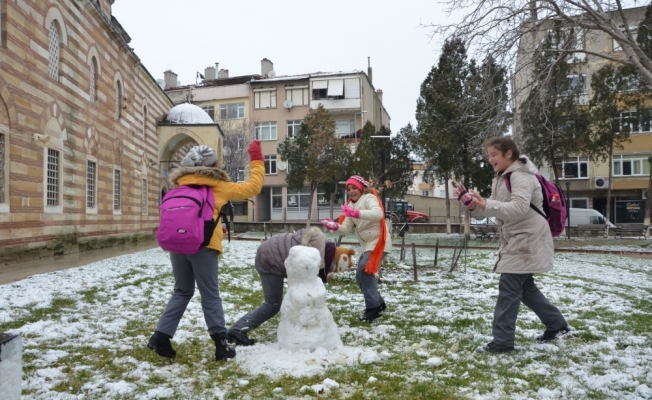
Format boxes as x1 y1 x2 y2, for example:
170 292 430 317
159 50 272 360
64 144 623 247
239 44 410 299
367 57 372 83
376 89 383 103
218 69 229 79
204 66 216 80
261 58 274 77
163 70 178 89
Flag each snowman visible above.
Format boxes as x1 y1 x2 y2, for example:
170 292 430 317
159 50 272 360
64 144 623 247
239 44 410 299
277 245 342 352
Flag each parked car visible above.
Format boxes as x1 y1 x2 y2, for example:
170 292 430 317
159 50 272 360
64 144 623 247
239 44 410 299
568 208 616 227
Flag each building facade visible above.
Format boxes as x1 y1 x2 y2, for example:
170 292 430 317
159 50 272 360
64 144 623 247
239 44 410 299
164 59 390 222
0 0 173 257
513 7 651 223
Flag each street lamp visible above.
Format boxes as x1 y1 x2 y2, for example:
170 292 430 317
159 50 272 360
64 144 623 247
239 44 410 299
353 110 367 149
370 136 391 213
565 181 571 239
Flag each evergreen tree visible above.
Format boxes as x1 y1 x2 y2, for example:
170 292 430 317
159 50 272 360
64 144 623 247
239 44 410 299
411 38 510 231
277 104 351 226
586 64 638 227
352 122 415 205
520 28 590 186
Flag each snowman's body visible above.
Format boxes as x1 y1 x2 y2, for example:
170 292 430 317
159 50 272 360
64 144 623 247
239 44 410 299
277 246 342 352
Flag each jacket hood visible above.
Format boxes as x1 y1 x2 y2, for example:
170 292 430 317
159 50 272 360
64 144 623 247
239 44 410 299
168 166 230 187
503 155 539 176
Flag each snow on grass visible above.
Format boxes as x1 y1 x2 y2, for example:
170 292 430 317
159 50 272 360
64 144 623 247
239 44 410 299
0 238 651 399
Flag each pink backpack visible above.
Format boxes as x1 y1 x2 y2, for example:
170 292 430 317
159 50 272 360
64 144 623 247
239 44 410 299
505 173 567 237
156 185 217 254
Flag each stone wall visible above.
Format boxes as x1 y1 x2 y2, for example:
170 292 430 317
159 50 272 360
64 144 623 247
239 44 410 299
0 1 172 256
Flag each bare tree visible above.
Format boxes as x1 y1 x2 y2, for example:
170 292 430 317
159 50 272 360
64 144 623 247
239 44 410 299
218 118 256 182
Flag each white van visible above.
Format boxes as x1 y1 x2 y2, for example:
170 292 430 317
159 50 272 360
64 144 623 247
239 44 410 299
567 208 616 227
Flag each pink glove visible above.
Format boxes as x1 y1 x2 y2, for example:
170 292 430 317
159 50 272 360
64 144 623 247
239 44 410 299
321 218 339 231
248 140 263 161
454 183 474 208
341 204 360 219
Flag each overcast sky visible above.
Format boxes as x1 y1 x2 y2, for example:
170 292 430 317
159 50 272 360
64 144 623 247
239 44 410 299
112 0 454 132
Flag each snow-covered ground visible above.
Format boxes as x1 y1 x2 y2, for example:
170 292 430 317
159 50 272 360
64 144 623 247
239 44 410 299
1 239 651 399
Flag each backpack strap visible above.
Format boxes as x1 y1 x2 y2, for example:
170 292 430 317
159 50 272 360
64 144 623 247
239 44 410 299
504 173 548 220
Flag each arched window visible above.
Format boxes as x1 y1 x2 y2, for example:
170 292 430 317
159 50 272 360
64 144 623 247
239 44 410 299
143 105 148 136
48 21 60 80
89 57 97 104
115 81 121 120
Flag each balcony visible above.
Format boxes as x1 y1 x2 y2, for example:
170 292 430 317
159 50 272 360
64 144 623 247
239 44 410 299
310 98 361 112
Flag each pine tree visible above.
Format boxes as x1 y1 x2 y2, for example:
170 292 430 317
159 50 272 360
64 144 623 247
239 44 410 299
586 64 638 228
520 27 590 186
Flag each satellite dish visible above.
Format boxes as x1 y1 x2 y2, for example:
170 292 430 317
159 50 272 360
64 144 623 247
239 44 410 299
277 161 287 171
283 100 293 109
268 70 276 78
222 146 232 156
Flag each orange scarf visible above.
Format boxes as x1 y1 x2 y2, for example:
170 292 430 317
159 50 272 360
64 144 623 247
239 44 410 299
338 189 387 275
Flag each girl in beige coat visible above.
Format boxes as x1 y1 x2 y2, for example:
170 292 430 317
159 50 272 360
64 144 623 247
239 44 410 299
321 175 392 322
457 137 570 353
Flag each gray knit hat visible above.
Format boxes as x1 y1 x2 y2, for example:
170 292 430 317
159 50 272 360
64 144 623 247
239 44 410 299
180 145 217 167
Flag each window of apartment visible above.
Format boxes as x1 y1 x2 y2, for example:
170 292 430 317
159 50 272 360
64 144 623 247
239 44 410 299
287 187 311 208
113 169 121 210
220 102 244 119
115 81 122 120
613 154 650 176
48 21 60 80
613 26 637 51
142 178 148 215
86 160 96 208
201 105 215 121
264 155 277 175
422 175 430 184
422 190 429 197
233 201 248 216
143 105 148 137
570 198 588 208
254 89 276 109
256 122 277 140
618 111 652 133
439 190 446 197
287 120 302 138
272 187 282 208
285 87 309 106
335 119 355 138
566 74 587 93
47 149 60 205
562 156 588 178
0 134 4 203
236 169 245 182
89 57 97 104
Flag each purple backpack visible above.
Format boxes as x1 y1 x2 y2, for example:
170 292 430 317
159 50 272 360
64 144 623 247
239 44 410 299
156 185 217 254
505 173 567 237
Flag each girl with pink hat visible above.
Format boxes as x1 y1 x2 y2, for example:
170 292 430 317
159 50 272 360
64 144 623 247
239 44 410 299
321 175 392 322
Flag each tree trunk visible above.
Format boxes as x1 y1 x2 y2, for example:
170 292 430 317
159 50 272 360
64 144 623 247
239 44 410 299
306 181 317 230
645 156 652 238
605 147 614 236
445 174 451 234
329 191 336 220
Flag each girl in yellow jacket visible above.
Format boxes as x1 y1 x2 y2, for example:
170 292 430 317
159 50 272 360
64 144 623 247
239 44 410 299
148 142 264 361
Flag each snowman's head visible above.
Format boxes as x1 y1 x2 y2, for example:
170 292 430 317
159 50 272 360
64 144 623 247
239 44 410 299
285 245 321 282
332 247 356 273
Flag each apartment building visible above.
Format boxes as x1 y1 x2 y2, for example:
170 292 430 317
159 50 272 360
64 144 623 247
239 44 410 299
513 6 651 224
0 0 174 256
407 163 457 198
164 59 390 222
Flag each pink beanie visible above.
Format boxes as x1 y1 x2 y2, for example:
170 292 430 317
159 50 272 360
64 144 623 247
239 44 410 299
346 175 370 191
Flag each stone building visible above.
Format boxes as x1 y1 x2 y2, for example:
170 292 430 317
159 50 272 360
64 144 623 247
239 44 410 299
0 0 173 258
